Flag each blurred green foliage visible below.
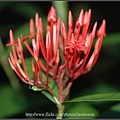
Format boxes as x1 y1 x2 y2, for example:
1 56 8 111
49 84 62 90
0 1 120 119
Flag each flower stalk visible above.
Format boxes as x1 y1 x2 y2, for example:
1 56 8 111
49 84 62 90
57 104 65 119
6 6 106 119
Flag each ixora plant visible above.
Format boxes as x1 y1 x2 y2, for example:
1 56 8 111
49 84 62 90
6 6 106 119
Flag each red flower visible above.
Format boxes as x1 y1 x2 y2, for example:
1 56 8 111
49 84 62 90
6 6 106 103
62 9 106 80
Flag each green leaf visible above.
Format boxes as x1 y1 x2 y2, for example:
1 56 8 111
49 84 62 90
64 93 120 103
30 84 59 105
41 90 60 105
111 103 120 113
103 32 120 46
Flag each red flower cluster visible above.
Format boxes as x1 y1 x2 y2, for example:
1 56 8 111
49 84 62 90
7 6 106 103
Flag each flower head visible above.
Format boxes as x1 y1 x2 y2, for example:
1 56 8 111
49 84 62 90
6 6 106 104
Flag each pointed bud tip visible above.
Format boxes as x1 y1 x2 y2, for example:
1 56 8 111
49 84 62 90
9 29 13 36
35 12 39 28
83 9 91 26
91 22 97 38
89 9 91 14
97 19 106 37
48 6 57 23
76 9 84 27
88 9 91 23
9 29 15 43
61 21 67 39
35 12 39 17
68 11 73 27
30 19 34 35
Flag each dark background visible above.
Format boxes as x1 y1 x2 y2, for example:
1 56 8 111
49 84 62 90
0 1 120 119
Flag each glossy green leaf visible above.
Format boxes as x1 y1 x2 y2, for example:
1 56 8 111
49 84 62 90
103 32 120 46
111 103 120 113
64 93 120 103
29 84 59 105
41 90 60 105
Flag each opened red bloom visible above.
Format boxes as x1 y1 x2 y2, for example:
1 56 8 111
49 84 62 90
7 6 106 104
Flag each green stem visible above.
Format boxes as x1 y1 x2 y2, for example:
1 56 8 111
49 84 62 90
57 104 65 119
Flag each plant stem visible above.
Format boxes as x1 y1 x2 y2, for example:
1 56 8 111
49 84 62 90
56 104 64 119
